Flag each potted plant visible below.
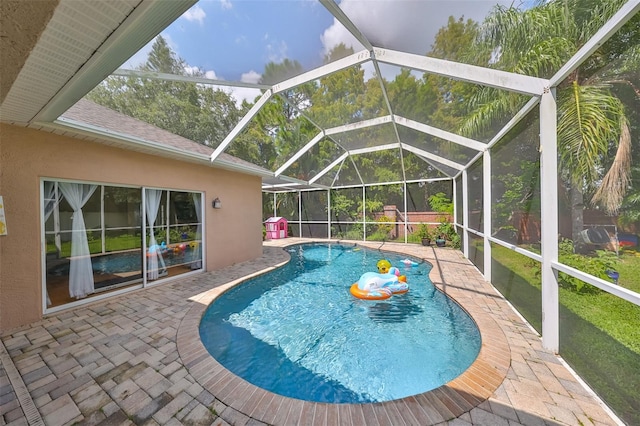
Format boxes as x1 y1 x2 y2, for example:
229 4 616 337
435 220 461 248
417 223 432 246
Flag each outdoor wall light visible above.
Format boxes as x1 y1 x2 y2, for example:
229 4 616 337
212 197 221 209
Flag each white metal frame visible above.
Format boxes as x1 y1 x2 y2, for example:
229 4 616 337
103 0 640 355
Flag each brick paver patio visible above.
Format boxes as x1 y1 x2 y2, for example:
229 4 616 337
0 239 622 425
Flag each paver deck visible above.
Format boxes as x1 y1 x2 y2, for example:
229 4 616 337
0 239 622 425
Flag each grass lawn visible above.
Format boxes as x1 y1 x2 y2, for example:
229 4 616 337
489 243 640 354
487 243 640 425
48 233 142 258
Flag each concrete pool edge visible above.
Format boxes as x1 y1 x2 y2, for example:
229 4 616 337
177 241 511 425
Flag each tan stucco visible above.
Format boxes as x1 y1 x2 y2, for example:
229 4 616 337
0 123 263 332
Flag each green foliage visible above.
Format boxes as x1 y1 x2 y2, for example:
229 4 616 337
375 216 394 235
428 192 453 215
557 239 619 293
462 0 634 216
86 36 245 153
492 160 540 230
435 221 461 249
416 223 433 240
332 220 365 240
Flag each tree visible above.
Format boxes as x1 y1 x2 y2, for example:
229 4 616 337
87 36 245 151
460 0 636 248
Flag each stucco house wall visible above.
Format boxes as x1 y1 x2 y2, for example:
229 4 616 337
0 123 263 332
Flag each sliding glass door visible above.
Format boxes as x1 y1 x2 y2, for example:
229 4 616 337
43 180 203 309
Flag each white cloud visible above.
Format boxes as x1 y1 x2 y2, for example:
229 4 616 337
266 40 289 63
226 70 263 106
320 0 510 57
220 0 232 10
241 70 262 84
182 65 261 107
204 70 218 80
229 87 262 106
182 5 206 25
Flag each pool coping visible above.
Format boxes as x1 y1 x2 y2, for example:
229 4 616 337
177 241 511 425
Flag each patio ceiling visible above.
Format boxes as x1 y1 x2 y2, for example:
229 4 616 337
1 0 638 191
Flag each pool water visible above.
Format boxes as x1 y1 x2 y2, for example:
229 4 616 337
48 248 197 276
199 243 481 404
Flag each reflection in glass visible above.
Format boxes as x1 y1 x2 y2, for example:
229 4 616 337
45 182 203 308
45 182 142 308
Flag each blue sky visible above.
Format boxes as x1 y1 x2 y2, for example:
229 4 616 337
123 0 513 102
169 1 334 81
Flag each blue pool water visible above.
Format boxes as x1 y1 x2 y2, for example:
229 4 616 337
48 248 197 276
199 243 481 403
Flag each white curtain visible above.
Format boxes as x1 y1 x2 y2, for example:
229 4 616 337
43 181 60 222
145 189 166 280
43 182 62 306
191 193 202 270
58 183 97 299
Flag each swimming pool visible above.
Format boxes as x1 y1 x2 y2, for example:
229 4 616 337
199 243 481 404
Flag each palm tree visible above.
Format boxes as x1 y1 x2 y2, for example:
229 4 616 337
459 0 636 249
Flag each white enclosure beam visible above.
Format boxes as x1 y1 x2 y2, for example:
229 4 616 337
210 89 272 161
486 96 541 150
331 160 345 187
111 69 271 89
453 176 458 227
550 0 640 87
272 193 277 217
362 186 367 240
325 115 393 135
327 189 332 239
462 169 470 259
540 89 559 353
483 150 492 282
406 177 452 184
309 153 349 184
349 143 399 156
403 182 408 243
552 262 640 306
349 155 365 186
457 95 541 178
401 143 464 171
395 115 486 152
298 191 302 237
319 0 374 51
375 48 549 96
272 49 372 94
275 132 325 176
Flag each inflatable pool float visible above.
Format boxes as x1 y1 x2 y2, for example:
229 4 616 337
401 258 419 267
350 284 393 300
350 271 409 300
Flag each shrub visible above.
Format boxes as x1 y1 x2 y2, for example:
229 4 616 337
558 239 618 293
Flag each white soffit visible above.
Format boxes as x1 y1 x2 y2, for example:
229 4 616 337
1 0 137 122
1 0 197 124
